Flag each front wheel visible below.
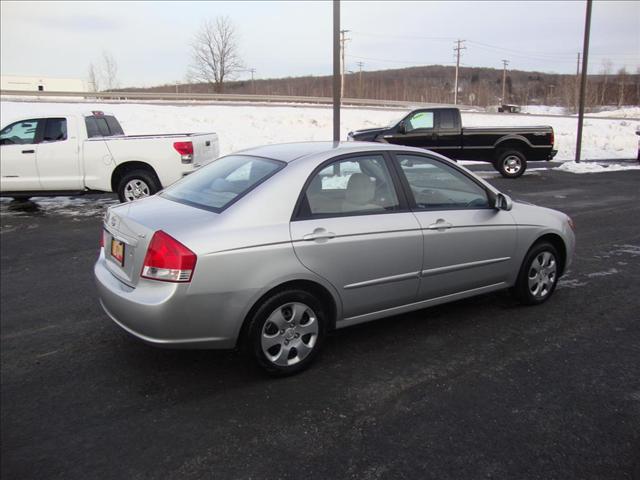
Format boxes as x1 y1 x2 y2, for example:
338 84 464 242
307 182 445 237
117 170 161 203
247 289 327 376
514 242 560 305
495 150 527 178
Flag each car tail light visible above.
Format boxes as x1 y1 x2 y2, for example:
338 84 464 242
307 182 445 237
174 141 194 164
550 130 555 146
567 216 576 232
141 230 197 283
100 229 105 249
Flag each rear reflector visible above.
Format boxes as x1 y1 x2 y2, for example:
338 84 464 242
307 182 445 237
141 230 197 283
173 141 194 164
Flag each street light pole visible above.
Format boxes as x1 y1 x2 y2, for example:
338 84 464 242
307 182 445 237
333 0 340 142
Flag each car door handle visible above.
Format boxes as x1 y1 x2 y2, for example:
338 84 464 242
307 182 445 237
303 228 336 241
22 149 35 154
427 220 453 230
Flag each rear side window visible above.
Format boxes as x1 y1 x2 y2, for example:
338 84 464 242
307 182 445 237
298 154 400 218
105 116 124 135
42 118 67 142
85 115 124 138
162 155 284 211
0 119 40 145
439 110 457 129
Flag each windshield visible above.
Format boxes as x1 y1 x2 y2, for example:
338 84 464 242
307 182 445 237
162 155 285 211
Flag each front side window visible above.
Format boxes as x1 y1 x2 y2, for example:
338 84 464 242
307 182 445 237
300 154 400 217
42 118 67 142
162 155 284 211
0 119 39 145
405 111 434 132
395 154 489 209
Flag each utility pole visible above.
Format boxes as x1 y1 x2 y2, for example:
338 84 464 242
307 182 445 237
333 0 341 141
249 68 256 94
453 39 466 105
356 61 364 97
575 0 593 163
501 59 509 105
340 29 350 99
575 52 581 112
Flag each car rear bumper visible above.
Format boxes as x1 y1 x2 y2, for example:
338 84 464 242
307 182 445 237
94 252 237 349
549 149 558 160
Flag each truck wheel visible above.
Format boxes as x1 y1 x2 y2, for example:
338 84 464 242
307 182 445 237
495 150 527 178
117 170 161 202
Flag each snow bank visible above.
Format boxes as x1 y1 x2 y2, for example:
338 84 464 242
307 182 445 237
521 105 567 115
556 161 640 174
1 100 638 161
585 106 640 119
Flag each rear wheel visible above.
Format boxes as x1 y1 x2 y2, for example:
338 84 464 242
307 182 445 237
495 149 527 178
247 289 327 376
514 242 559 305
117 170 161 202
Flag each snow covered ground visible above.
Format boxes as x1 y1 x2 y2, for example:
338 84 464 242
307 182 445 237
2 100 638 161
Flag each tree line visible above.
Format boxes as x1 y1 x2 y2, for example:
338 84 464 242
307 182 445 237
105 16 640 110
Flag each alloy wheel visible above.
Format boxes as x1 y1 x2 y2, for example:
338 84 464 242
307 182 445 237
261 302 319 367
528 251 557 299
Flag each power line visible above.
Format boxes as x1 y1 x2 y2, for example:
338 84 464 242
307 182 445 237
350 30 456 41
346 54 455 66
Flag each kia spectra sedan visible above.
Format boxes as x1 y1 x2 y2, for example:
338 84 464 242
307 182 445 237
95 142 575 375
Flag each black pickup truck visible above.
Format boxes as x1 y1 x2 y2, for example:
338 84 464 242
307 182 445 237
347 107 557 178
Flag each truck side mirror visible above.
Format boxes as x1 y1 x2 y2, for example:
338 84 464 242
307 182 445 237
397 121 406 134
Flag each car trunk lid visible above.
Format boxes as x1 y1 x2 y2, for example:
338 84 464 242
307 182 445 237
102 195 220 287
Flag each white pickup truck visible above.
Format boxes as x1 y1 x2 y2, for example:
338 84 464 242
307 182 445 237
0 111 219 202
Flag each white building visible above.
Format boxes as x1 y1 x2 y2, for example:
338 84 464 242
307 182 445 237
0 75 88 92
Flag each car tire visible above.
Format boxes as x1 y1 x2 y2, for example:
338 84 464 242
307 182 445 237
117 170 161 203
495 149 527 178
247 289 327 376
514 241 560 305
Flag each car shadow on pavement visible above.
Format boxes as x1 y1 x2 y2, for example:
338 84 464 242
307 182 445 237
105 289 522 399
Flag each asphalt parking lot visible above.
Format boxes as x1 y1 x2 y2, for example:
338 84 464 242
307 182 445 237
1 167 639 479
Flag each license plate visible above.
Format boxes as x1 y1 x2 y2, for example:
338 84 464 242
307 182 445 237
110 238 125 266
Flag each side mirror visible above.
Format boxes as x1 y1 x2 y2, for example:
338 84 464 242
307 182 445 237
495 193 513 211
397 121 406 134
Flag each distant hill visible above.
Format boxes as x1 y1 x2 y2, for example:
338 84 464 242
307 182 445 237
120 64 639 110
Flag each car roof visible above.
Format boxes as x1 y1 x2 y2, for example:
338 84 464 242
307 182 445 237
231 141 429 163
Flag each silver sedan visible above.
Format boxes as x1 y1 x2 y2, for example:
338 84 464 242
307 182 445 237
95 142 575 375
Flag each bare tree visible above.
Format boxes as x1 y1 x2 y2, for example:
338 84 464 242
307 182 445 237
600 59 612 105
101 51 119 90
88 63 100 92
617 67 627 107
189 16 243 93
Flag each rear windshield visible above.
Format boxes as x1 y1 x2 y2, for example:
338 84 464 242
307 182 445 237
85 115 124 138
162 155 285 211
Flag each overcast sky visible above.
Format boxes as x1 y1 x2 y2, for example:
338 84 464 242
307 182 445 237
1 1 638 87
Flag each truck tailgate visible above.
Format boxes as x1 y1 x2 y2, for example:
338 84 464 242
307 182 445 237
191 133 219 167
